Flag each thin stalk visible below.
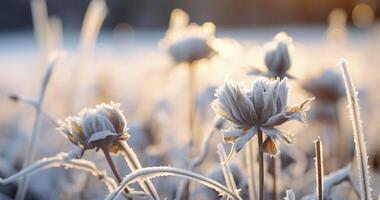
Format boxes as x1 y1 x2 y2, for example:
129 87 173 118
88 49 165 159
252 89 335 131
101 147 129 193
217 144 241 200
340 60 372 200
0 150 117 192
271 157 277 200
188 63 197 151
175 122 220 200
257 129 264 200
245 139 257 200
314 137 324 200
117 141 160 200
15 60 56 200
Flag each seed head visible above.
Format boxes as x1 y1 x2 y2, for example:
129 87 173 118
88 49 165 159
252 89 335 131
58 102 129 156
211 78 313 155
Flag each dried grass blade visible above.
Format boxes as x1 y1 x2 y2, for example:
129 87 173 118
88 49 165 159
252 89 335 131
340 59 372 200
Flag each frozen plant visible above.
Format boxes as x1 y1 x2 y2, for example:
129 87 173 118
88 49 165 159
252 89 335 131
58 102 160 199
160 8 216 64
303 68 345 123
212 77 313 200
248 32 294 79
211 78 312 155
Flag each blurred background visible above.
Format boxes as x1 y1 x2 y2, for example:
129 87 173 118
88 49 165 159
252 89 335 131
1 0 379 31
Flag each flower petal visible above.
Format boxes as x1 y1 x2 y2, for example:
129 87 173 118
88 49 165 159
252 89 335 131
261 137 279 156
234 128 257 152
87 130 119 144
221 128 245 142
261 127 295 144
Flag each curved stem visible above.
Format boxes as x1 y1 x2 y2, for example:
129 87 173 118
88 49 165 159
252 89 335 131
258 129 264 200
117 141 160 200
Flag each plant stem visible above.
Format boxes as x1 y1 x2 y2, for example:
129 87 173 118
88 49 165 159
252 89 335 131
271 157 277 200
245 139 257 200
117 141 160 200
101 147 129 193
258 129 264 200
314 137 324 200
188 63 197 152
15 60 55 200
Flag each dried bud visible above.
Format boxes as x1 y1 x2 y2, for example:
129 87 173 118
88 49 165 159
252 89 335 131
58 102 129 156
264 32 293 78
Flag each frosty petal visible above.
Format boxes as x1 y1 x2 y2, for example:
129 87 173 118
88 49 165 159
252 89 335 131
222 128 246 142
87 130 119 144
261 127 295 144
234 128 257 152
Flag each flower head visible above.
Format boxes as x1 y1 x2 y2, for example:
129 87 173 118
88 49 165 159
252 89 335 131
211 78 313 156
248 32 294 79
303 69 345 102
58 102 129 156
160 9 216 64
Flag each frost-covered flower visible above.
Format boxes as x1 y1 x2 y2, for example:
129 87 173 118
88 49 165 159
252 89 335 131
58 102 129 156
211 78 313 156
160 9 216 63
303 69 345 102
248 32 294 79
303 69 345 122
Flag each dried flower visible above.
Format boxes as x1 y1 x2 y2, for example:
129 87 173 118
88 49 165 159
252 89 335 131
248 32 294 79
211 78 313 156
160 9 216 63
58 102 129 156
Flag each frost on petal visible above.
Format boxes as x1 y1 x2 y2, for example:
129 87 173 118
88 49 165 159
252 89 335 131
221 129 245 143
211 101 241 125
234 128 257 152
58 119 78 145
212 81 254 128
57 102 130 154
264 33 292 78
286 97 315 123
251 80 266 119
91 114 116 134
261 127 295 144
277 78 289 111
97 102 127 134
87 130 119 145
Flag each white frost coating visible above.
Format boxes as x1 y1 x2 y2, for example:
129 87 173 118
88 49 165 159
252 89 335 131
0 150 117 192
217 144 241 200
106 166 241 200
285 190 296 200
304 165 351 200
340 59 372 200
